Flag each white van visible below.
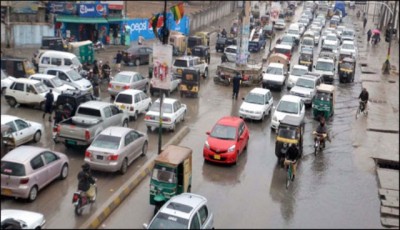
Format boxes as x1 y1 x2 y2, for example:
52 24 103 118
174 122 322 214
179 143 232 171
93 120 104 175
38 51 82 74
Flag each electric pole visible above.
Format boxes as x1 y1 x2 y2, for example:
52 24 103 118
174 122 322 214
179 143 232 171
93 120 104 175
383 0 397 74
236 0 250 67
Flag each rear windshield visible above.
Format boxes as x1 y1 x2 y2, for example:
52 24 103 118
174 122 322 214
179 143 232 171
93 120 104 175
1 161 26 176
115 94 132 104
77 107 101 117
275 48 290 54
114 73 132 83
173 60 188 67
91 135 121 150
225 48 236 53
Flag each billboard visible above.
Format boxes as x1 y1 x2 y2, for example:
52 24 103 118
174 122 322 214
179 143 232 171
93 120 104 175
78 3 108 17
151 44 173 90
48 2 78 15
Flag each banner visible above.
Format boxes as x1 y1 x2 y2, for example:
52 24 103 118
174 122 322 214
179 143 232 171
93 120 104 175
152 44 173 90
11 1 40 14
48 2 78 15
125 13 189 42
78 3 108 17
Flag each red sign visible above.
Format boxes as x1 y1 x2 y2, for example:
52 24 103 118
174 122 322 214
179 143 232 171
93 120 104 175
108 4 123 10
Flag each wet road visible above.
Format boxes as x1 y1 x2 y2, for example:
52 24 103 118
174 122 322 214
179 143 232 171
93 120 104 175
101 5 381 229
1 3 382 229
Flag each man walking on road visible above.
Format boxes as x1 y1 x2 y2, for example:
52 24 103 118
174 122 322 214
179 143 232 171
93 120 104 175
232 71 242 100
43 89 54 122
367 29 372 43
363 16 367 30
115 50 122 72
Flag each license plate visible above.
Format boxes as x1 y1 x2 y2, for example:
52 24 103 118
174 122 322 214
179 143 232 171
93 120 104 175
115 85 121 89
120 105 125 109
97 155 104 160
66 140 77 145
2 189 12 196
214 155 221 160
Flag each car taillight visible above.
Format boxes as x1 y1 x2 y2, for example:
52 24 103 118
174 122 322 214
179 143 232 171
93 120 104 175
20 178 29 184
107 155 118 161
108 83 112 88
72 193 79 202
144 115 151 120
123 85 130 90
162 117 171 122
56 125 61 134
85 130 90 141
85 151 92 158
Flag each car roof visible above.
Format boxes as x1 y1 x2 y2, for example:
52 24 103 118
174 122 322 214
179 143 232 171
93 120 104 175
160 193 207 219
226 45 237 49
79 101 113 109
116 71 139 76
1 209 44 222
42 50 77 58
13 78 41 84
217 116 243 126
154 97 177 104
317 57 334 63
280 94 302 103
298 75 317 81
1 146 47 163
324 40 338 45
250 87 270 95
276 44 292 49
117 89 143 96
293 65 308 70
342 40 354 45
99 126 132 138
29 73 56 80
175 56 199 61
1 115 20 124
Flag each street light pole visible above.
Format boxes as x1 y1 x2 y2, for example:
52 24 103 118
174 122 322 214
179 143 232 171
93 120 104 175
383 1 397 74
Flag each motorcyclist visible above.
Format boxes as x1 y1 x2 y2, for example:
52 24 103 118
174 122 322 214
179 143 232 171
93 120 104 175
284 144 300 181
314 117 330 148
77 163 96 201
358 87 369 111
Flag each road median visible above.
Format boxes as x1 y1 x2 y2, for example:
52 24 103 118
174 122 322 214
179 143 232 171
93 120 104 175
80 126 190 229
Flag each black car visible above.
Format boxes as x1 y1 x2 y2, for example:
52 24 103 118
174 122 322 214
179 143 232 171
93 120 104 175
55 89 96 117
215 37 227 53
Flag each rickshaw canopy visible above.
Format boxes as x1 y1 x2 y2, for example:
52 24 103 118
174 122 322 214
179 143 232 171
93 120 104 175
155 145 192 167
268 53 289 66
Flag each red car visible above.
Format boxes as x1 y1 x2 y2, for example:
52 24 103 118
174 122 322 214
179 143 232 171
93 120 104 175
203 116 250 164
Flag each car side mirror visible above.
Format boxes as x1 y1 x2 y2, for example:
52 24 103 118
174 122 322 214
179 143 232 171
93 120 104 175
313 65 316 68
143 223 148 229
206 131 210 135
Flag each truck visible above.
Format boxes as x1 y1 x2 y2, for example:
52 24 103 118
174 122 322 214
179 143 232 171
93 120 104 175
333 1 346 18
56 101 129 147
248 27 266 52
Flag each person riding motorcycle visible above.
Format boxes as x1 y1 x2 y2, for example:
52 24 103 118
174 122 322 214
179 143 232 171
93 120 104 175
77 163 96 201
358 87 369 111
314 117 331 148
284 144 300 181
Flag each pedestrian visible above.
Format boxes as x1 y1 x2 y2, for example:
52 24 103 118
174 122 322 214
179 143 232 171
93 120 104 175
232 71 242 100
115 50 122 72
113 27 118 45
367 29 372 43
43 89 54 122
363 17 367 30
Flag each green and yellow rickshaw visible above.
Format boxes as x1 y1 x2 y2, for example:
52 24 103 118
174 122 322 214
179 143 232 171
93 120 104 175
312 84 336 120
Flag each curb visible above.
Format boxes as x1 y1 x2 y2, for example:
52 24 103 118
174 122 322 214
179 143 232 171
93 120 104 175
80 125 190 229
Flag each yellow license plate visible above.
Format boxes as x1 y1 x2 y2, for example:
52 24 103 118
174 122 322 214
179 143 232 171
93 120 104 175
214 155 221 160
120 105 125 109
115 86 121 89
177 69 182 74
2 189 12 196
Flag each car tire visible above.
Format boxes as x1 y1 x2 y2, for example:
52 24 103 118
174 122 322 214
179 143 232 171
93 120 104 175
33 131 41 143
28 185 38 202
147 126 151 132
141 141 148 156
122 119 129 127
7 97 17 107
120 158 128 175
59 163 69 180
135 59 140 66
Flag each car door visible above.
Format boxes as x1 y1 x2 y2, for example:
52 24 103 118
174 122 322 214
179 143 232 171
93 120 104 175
189 212 201 229
198 205 213 229
174 101 184 123
8 82 25 102
144 48 152 64
14 119 32 145
299 101 305 120
139 48 147 64
41 151 61 184
27 83 44 105
237 122 246 153
136 73 147 91
129 131 142 160
139 92 150 113
102 106 113 127
133 93 142 114
122 132 134 164
30 154 47 190
110 105 123 126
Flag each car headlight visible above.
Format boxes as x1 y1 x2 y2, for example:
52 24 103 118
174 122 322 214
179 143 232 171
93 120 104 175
204 140 210 149
273 116 277 121
228 145 236 152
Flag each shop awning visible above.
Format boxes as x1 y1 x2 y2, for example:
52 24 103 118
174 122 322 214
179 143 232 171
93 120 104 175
56 15 108 24
107 17 126 23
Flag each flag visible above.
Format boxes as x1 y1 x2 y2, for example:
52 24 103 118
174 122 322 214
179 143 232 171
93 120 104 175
170 2 184 23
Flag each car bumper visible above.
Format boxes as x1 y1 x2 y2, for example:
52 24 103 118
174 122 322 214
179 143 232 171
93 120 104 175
263 80 284 89
1 185 30 199
239 111 263 120
85 159 120 172
203 148 237 164
145 120 174 129
57 136 91 146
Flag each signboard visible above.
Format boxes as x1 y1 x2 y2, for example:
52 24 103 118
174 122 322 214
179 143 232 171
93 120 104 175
100 1 124 10
151 44 173 90
79 3 108 17
11 1 40 14
48 2 77 15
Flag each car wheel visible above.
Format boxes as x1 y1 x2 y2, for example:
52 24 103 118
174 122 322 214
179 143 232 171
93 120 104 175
261 112 265 122
33 131 41 143
122 119 129 127
64 142 71 149
141 141 148 156
120 158 128 175
7 97 17 107
135 59 140 66
59 163 69 180
28 185 38 202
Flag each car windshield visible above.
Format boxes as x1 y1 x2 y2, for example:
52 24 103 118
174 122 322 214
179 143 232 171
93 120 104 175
210 124 236 140
316 61 334 71
323 44 337 51
342 44 354 50
150 102 173 114
266 66 283 75
114 73 132 83
35 82 48 94
1 161 26 176
115 94 132 104
342 31 354 37
173 60 188 67
152 165 177 183
303 39 313 46
148 212 189 229
91 135 121 150
326 36 337 41
67 70 83 81
225 48 236 53
274 48 290 55
296 78 314 88
192 48 205 56
277 19 285 24
245 93 264 105
52 77 64 87
292 67 308 76
277 100 299 114
288 29 298 35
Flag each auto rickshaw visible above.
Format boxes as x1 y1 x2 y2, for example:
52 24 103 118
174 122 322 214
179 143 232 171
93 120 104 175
275 116 304 164
180 69 200 98
338 51 353 64
68 40 95 64
338 57 355 83
191 45 210 64
187 36 203 55
1 57 35 78
268 52 290 71
298 47 314 71
150 145 192 214
312 84 336 120
194 31 209 46
169 33 187 56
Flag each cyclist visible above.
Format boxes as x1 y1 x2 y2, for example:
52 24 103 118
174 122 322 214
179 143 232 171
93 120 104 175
284 144 300 181
314 117 331 148
358 87 369 111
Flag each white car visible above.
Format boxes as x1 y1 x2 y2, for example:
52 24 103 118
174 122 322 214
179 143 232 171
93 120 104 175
336 25 346 39
290 75 323 106
224 45 237 63
287 65 309 89
271 95 305 130
1 209 46 229
44 66 93 93
1 69 15 95
149 74 181 97
339 40 357 57
322 40 339 54
1 115 43 147
29 73 76 94
144 98 187 132
341 28 355 42
239 87 274 121
314 57 336 84
310 26 321 44
114 89 152 121
262 63 287 91
286 24 301 44
274 19 286 30
316 15 326 25
325 33 340 46
144 193 214 229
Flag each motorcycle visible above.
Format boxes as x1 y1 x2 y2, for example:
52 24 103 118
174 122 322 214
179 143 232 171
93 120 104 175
72 182 97 216
312 131 327 155
94 41 105 52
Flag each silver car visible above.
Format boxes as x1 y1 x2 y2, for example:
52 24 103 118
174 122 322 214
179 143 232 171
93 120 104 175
144 193 214 229
108 71 149 98
84 126 148 174
1 146 69 202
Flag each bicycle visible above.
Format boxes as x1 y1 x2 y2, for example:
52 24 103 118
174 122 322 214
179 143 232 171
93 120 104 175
285 160 295 189
356 100 368 119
